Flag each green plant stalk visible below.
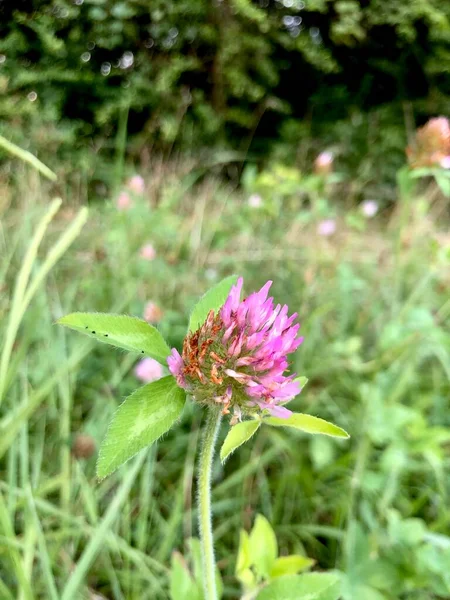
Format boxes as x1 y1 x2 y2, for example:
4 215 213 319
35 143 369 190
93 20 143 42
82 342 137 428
198 406 222 600
0 134 57 181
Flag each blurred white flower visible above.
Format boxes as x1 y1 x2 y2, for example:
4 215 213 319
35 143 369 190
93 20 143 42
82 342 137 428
247 194 262 208
135 358 163 383
440 156 450 169
205 268 218 281
361 200 379 218
317 219 336 236
314 151 334 175
140 243 156 260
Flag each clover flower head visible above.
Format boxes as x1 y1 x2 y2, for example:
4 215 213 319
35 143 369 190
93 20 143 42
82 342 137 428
361 200 379 218
407 117 450 168
116 191 132 211
127 175 145 195
167 278 303 423
317 219 336 236
140 243 156 260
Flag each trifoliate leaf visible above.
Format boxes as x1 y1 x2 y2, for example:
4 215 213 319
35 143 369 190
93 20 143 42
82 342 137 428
220 420 260 463
58 312 171 364
188 275 238 332
236 530 252 576
295 376 309 389
249 515 278 579
256 572 341 600
264 413 349 439
270 555 315 578
97 376 185 479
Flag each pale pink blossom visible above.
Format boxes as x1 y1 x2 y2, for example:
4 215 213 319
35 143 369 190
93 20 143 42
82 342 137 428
168 277 303 421
314 151 334 175
116 191 132 211
440 156 450 169
317 219 336 236
248 194 263 208
143 301 163 323
135 358 164 383
361 200 379 218
127 175 145 195
140 244 156 260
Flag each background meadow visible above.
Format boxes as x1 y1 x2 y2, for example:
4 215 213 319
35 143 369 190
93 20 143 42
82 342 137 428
1 1 450 598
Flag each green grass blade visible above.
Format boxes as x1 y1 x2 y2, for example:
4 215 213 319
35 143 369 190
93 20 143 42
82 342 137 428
25 486 59 600
60 453 146 600
0 198 61 406
0 492 34 599
0 135 57 181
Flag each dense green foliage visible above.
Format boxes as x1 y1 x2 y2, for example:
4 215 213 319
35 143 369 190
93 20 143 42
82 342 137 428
1 0 450 180
1 163 450 598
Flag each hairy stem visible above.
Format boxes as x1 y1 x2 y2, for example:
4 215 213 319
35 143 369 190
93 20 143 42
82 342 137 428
197 406 222 600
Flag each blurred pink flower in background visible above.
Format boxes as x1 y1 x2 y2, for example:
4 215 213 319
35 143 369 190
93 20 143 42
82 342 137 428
135 357 164 383
144 301 163 323
247 193 263 208
407 117 450 168
116 191 132 210
314 151 334 175
440 156 450 169
317 219 336 236
361 200 379 218
127 175 145 195
140 243 156 260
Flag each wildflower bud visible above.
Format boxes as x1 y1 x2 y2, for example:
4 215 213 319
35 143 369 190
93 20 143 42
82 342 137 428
167 278 303 422
72 434 96 459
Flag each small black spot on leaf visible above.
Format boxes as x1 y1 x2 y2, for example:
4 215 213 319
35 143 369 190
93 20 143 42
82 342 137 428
104 334 108 337
92 331 96 334
141 350 145 353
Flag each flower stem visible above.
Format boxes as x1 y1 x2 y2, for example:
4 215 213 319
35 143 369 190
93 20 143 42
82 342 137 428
198 406 222 600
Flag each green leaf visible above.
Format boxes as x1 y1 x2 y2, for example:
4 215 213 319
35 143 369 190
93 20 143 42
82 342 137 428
256 573 341 600
188 275 238 332
236 530 252 575
295 376 309 389
249 515 278 579
57 312 171 364
188 538 223 599
97 376 185 479
169 552 201 600
435 172 450 198
220 420 260 463
264 413 349 439
270 555 315 578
